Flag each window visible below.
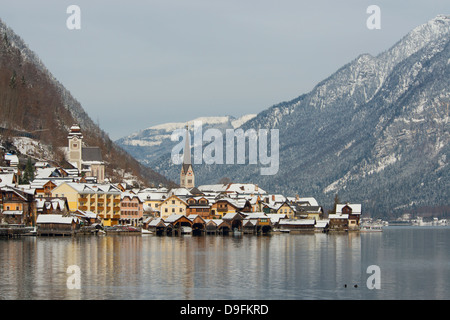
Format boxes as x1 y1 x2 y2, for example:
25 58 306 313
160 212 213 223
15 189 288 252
165 208 168 213
172 200 175 204
179 208 183 212
172 208 175 213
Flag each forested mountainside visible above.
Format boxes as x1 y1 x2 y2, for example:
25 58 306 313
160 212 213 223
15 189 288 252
0 18 173 188
127 15 449 217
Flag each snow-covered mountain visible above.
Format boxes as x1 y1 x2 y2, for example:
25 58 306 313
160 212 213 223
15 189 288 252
116 114 256 165
117 15 450 217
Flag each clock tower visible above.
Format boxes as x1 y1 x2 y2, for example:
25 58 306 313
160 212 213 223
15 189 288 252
68 124 83 171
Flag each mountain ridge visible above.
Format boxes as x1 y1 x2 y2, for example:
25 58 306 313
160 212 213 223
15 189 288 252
120 15 449 217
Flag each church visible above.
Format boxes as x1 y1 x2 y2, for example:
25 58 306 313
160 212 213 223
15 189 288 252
66 124 105 183
180 125 195 189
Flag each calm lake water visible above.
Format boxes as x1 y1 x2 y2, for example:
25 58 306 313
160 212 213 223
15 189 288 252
1 226 449 300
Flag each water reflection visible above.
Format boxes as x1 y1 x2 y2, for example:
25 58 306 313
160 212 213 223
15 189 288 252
1 228 449 300
1 233 363 300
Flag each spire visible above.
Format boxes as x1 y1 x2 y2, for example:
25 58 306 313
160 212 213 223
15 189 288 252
180 124 195 188
183 125 191 165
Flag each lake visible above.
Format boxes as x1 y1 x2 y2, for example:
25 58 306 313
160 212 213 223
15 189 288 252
1 226 449 301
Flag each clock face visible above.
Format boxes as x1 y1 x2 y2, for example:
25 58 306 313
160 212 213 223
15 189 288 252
73 137 78 142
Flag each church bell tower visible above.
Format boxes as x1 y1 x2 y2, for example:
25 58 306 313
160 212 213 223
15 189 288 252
180 125 195 188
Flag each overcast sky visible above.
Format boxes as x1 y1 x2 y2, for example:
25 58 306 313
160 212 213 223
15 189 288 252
1 1 448 139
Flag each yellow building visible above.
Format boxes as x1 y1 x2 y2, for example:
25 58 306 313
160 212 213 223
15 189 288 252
51 182 122 226
276 201 295 219
159 195 187 219
137 189 168 216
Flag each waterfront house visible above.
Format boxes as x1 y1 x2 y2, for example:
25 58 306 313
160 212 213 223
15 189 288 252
51 182 122 226
276 201 296 219
147 218 168 235
138 189 167 217
205 219 231 234
72 209 100 226
278 219 316 233
222 212 246 231
120 192 144 226
328 203 361 231
210 198 238 218
164 214 193 235
186 197 211 218
0 186 35 226
160 195 188 219
187 214 207 235
336 203 361 230
36 214 80 236
210 197 252 218
242 212 272 234
294 205 324 220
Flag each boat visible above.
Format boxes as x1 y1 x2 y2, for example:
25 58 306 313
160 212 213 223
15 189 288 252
360 224 383 232
141 229 153 235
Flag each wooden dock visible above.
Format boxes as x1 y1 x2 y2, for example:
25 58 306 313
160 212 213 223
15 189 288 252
0 225 35 238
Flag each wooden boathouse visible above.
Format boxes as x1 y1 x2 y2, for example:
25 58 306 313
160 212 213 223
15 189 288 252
36 214 80 236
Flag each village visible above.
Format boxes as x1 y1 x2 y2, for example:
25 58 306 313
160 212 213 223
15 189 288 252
0 125 363 237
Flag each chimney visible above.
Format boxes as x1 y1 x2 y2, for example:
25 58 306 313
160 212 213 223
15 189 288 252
272 195 275 202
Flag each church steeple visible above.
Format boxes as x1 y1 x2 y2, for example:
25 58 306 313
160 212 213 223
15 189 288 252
183 125 191 166
180 125 195 188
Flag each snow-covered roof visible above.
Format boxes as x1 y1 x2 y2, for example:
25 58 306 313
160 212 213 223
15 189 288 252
74 210 97 219
292 197 319 206
59 182 121 194
36 198 67 211
224 183 266 194
243 212 269 219
336 204 361 215
164 214 186 223
266 213 287 224
0 173 16 187
36 214 77 224
222 212 243 220
148 218 166 227
2 210 22 215
167 188 192 197
4 153 19 165
315 220 329 228
279 219 316 225
328 214 349 219
138 191 167 202
34 167 58 179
